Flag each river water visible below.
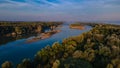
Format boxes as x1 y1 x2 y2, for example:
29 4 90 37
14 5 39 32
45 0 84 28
0 24 92 66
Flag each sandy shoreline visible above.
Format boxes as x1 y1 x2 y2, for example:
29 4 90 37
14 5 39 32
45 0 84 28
70 25 85 30
26 30 61 43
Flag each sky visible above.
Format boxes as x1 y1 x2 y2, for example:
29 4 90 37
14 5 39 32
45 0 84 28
0 0 120 22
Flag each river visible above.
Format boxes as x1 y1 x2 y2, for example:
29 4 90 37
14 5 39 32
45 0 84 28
0 24 92 66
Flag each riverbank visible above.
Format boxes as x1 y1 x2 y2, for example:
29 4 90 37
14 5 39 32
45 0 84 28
70 25 85 30
26 30 61 43
69 23 85 30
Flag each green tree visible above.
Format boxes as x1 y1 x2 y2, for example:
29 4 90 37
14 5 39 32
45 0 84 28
52 60 60 68
82 48 95 62
36 25 42 33
106 64 113 68
111 58 120 67
117 64 120 68
15 27 22 35
99 46 111 57
73 50 83 59
66 45 75 55
59 58 92 68
1 61 12 68
17 59 32 68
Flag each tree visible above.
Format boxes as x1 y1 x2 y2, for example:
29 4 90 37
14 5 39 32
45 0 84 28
83 48 95 62
117 64 120 68
52 60 60 68
59 58 92 68
106 64 113 68
36 25 42 33
73 50 83 59
73 34 84 44
52 42 61 50
17 59 32 68
66 45 75 55
99 46 111 57
94 34 104 42
1 61 12 68
111 58 120 67
15 27 22 35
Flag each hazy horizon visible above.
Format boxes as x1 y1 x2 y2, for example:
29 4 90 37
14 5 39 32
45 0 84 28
0 0 120 22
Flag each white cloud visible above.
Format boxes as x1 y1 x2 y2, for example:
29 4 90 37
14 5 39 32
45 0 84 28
0 0 120 21
0 0 30 7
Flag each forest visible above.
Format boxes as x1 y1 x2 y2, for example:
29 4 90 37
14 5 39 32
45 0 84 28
0 21 63 36
0 21 62 45
1 23 120 68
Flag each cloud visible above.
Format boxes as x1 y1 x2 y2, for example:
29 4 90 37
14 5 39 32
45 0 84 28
0 0 30 7
0 0 120 21
0 0 119 9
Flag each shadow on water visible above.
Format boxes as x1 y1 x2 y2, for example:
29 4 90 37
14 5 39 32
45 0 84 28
0 34 37 45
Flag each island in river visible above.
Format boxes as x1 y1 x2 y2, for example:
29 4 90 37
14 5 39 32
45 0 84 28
26 30 61 43
69 23 85 30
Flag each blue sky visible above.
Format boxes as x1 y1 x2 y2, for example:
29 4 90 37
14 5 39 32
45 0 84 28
0 0 120 21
